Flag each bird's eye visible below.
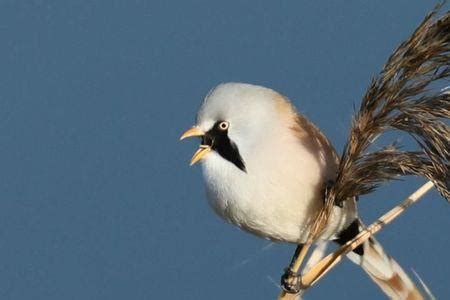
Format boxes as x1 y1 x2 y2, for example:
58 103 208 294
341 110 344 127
218 121 229 131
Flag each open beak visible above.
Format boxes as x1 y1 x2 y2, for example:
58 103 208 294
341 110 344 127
180 126 212 165
189 145 211 165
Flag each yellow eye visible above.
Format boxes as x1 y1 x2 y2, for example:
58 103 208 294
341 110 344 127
218 121 229 131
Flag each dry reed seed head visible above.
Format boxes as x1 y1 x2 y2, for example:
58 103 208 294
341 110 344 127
329 6 450 208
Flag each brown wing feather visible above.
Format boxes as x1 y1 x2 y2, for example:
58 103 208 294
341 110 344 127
274 93 340 180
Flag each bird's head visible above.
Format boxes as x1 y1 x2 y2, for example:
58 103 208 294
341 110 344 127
180 82 294 173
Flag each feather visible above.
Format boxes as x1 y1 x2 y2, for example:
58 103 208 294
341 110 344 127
347 232 423 299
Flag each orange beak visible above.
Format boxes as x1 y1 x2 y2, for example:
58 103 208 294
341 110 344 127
180 127 211 165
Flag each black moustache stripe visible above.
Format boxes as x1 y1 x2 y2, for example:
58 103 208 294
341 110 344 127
204 123 246 172
214 135 246 172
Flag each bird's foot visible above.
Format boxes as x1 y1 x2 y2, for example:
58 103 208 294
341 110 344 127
280 268 302 294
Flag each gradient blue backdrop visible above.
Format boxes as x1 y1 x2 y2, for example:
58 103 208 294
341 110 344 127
0 1 448 299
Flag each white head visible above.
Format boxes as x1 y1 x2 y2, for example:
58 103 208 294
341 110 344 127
180 82 297 173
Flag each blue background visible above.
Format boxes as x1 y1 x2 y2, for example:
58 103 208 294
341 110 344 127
0 1 448 299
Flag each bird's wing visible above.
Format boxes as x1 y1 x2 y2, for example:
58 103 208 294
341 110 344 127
293 113 340 166
276 93 340 180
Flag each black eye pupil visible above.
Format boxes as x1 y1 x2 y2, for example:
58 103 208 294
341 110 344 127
220 122 228 130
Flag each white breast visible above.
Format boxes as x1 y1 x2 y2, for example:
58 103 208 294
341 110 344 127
201 135 357 244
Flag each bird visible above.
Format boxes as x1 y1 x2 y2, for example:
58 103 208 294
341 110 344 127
181 6 450 299
181 82 423 299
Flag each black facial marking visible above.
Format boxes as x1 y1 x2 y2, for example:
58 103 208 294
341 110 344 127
201 134 213 147
334 220 364 256
202 121 246 172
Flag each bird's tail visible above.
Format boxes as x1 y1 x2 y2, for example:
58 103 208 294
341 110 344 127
346 228 423 299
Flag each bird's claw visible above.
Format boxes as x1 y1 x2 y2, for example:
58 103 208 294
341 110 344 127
280 268 302 294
